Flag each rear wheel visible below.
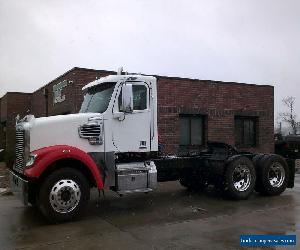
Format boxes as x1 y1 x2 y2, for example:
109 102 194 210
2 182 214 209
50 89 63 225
224 156 256 200
256 154 289 196
38 168 90 223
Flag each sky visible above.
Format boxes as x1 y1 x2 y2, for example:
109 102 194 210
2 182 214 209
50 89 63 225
0 0 300 125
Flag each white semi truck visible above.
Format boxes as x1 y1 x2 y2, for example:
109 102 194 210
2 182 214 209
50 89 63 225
9 72 295 222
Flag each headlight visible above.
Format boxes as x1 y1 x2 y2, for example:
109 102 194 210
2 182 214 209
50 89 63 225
26 154 37 167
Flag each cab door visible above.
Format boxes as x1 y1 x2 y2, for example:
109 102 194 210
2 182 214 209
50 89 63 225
112 81 151 153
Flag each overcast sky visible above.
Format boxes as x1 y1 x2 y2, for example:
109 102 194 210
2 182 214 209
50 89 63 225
0 0 299 123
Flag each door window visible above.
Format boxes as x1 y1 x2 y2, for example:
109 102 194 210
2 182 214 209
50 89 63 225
133 85 147 110
118 83 148 111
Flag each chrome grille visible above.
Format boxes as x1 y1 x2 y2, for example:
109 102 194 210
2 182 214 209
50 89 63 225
79 124 101 138
15 130 25 172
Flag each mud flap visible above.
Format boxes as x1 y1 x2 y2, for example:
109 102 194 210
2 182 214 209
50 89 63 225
286 158 295 188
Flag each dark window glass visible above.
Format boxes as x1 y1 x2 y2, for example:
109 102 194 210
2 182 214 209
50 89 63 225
133 85 147 110
180 117 190 145
235 117 257 147
118 84 148 111
191 118 203 145
180 116 204 145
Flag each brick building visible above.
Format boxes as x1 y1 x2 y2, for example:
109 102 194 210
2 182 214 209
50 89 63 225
0 92 32 154
157 77 273 154
0 67 274 156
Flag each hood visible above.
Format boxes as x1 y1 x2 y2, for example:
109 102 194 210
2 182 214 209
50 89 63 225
26 113 103 152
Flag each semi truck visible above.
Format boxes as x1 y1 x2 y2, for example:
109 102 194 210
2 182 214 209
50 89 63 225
9 72 295 222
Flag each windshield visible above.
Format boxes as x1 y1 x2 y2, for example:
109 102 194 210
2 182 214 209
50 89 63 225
80 82 116 113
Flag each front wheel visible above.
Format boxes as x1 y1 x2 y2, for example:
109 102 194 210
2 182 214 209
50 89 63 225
38 168 90 223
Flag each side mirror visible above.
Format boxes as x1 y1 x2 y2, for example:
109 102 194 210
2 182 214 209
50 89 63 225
121 83 133 113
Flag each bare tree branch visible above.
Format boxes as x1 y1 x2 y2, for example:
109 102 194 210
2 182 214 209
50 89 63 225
279 96 298 134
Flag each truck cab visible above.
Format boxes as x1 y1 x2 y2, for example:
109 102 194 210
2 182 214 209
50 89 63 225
78 74 158 189
10 74 159 222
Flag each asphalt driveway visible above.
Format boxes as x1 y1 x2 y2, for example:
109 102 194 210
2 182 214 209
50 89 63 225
1 176 300 249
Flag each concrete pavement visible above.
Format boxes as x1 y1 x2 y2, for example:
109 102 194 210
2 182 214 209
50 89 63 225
1 176 300 249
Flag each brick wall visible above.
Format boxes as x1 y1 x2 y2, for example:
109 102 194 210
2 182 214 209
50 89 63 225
30 88 47 117
1 67 274 157
31 68 116 118
157 77 274 155
6 93 32 153
0 97 4 150
0 93 32 152
0 162 8 188
1 68 117 154
0 94 7 122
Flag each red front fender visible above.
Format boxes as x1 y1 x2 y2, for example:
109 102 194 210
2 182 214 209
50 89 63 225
25 145 104 189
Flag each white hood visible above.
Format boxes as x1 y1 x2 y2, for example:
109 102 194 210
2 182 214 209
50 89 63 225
28 113 103 152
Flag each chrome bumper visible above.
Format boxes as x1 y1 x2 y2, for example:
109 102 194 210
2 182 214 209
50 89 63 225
9 170 28 205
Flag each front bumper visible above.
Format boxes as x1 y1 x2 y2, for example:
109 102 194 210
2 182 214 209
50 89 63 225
9 170 29 205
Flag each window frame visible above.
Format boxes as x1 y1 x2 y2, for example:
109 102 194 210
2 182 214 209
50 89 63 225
117 81 150 113
179 114 205 147
80 82 117 114
234 116 258 147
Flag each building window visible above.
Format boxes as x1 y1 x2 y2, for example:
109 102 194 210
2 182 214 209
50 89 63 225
179 115 204 146
235 116 257 147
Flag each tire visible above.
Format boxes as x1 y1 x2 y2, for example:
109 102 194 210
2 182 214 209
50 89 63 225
252 154 265 192
38 168 90 223
224 155 256 200
256 154 289 196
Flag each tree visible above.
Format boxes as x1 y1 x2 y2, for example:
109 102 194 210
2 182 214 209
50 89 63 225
279 96 299 135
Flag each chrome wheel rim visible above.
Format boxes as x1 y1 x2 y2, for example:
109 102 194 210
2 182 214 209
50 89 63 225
49 179 81 214
232 164 251 192
268 163 285 188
